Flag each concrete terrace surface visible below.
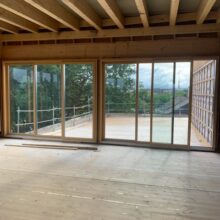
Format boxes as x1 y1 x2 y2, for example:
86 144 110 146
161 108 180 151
42 116 211 147
0 138 219 219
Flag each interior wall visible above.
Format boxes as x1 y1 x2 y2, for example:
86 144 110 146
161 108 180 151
1 37 220 151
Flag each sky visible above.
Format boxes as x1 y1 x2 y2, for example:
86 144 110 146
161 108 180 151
139 62 191 89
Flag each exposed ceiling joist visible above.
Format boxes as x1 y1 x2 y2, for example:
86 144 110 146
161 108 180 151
79 11 217 29
134 0 149 28
97 0 124 29
0 0 59 32
196 0 216 24
170 0 180 26
24 0 80 31
2 23 220 42
61 0 102 30
0 20 19 34
0 8 39 33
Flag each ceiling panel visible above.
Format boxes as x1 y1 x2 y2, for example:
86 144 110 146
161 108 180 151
87 0 109 19
147 0 170 15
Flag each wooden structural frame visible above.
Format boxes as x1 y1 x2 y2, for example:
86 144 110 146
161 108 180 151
0 0 218 40
1 57 219 152
191 60 216 147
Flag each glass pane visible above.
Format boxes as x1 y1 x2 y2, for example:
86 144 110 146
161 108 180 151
105 63 136 140
9 65 34 134
191 60 216 148
64 64 93 139
152 63 174 143
37 64 61 136
138 63 152 142
173 62 191 145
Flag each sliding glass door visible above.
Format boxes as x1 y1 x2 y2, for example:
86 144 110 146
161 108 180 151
6 59 217 149
64 64 94 139
105 63 137 140
36 64 62 136
152 62 174 144
9 65 34 134
173 62 191 145
7 62 96 141
138 63 152 142
103 60 198 148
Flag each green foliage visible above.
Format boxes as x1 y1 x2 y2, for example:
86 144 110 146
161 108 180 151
105 64 136 113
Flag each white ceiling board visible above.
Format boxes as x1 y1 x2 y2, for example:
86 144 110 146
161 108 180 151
116 0 139 17
87 0 109 18
179 0 200 13
147 0 170 15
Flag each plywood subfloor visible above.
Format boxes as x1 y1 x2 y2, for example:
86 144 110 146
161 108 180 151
0 138 220 219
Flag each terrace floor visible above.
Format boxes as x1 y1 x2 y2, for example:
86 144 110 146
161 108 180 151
41 116 211 148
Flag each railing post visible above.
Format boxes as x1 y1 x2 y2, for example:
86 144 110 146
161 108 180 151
88 97 90 113
17 106 20 133
73 106 75 125
107 102 110 114
52 106 55 125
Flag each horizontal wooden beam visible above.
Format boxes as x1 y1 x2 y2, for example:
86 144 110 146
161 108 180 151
24 0 80 31
0 0 59 32
97 0 124 29
196 0 216 24
1 23 220 42
61 0 102 30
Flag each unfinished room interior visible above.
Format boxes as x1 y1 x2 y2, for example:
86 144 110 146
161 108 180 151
0 0 220 219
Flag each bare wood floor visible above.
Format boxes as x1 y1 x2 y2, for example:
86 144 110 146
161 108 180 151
0 139 219 220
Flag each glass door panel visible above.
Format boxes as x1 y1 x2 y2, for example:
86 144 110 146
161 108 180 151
9 65 34 134
105 63 137 140
64 64 94 139
36 64 62 136
173 62 191 145
152 63 174 143
138 63 152 142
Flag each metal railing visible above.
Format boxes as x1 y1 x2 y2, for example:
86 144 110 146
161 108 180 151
16 104 92 133
15 101 189 133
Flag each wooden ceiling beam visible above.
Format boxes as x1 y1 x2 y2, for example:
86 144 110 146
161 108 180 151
79 11 217 28
0 0 59 32
170 0 180 26
134 0 149 27
0 20 19 34
0 8 39 33
196 0 216 24
61 0 102 30
24 0 80 31
1 23 220 42
97 0 124 29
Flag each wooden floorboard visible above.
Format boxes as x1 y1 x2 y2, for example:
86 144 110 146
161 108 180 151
0 139 219 219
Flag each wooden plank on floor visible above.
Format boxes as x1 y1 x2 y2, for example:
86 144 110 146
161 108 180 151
4 144 98 151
